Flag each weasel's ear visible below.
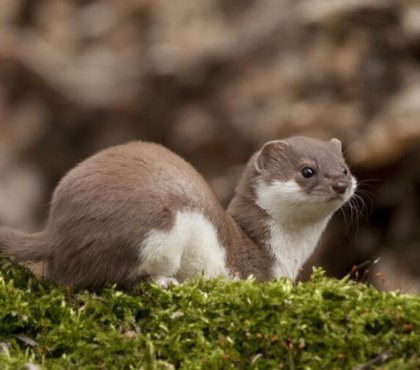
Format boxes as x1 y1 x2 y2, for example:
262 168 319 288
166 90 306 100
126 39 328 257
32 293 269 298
255 140 289 173
330 138 342 152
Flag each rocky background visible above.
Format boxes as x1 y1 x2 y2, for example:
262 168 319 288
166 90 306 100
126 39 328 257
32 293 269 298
0 0 419 292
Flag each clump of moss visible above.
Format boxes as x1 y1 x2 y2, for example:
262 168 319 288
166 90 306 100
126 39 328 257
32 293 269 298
0 257 419 369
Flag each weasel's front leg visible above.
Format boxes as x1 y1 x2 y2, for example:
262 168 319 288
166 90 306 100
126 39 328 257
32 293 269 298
153 276 180 289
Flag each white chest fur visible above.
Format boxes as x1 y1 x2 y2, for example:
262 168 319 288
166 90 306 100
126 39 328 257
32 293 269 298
266 219 329 279
256 180 334 279
135 211 229 282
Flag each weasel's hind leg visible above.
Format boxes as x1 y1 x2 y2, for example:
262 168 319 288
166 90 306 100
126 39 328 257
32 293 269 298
134 225 186 284
134 211 227 285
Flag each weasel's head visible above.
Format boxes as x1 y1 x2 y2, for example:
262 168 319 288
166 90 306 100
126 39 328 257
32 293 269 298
253 137 357 223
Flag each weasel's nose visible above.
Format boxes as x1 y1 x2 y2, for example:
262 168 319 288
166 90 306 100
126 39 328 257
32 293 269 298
332 181 348 194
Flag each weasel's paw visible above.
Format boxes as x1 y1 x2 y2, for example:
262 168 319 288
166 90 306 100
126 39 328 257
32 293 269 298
153 276 179 289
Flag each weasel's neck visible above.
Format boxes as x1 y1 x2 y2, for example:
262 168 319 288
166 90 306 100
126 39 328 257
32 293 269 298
225 193 274 280
265 217 329 279
228 193 329 280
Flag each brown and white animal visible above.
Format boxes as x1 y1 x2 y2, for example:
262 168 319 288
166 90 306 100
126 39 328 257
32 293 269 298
0 137 356 290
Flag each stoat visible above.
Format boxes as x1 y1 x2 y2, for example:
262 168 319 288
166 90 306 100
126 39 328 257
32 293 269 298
0 136 356 290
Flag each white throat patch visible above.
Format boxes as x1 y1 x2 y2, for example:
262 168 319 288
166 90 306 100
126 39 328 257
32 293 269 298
255 180 338 279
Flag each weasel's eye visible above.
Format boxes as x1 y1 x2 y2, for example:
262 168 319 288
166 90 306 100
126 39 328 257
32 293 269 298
301 167 316 178
343 168 348 175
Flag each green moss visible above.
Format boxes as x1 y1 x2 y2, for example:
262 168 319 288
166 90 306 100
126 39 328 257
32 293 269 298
0 258 419 369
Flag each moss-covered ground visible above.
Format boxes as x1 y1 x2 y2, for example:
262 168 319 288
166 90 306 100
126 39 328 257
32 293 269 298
0 258 419 369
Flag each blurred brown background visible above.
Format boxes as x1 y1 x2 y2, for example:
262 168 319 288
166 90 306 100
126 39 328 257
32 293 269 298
0 0 419 292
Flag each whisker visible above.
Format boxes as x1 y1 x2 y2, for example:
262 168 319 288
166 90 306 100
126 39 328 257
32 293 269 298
355 178 382 184
350 198 360 230
340 207 350 235
351 194 369 223
355 191 374 218
356 182 379 196
340 187 370 238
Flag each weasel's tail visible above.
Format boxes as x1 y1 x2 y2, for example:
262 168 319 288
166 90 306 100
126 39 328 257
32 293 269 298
0 226 51 262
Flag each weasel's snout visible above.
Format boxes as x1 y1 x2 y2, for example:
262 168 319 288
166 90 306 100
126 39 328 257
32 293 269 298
332 181 348 194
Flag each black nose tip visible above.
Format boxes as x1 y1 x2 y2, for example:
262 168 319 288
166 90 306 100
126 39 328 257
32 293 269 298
332 181 348 194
